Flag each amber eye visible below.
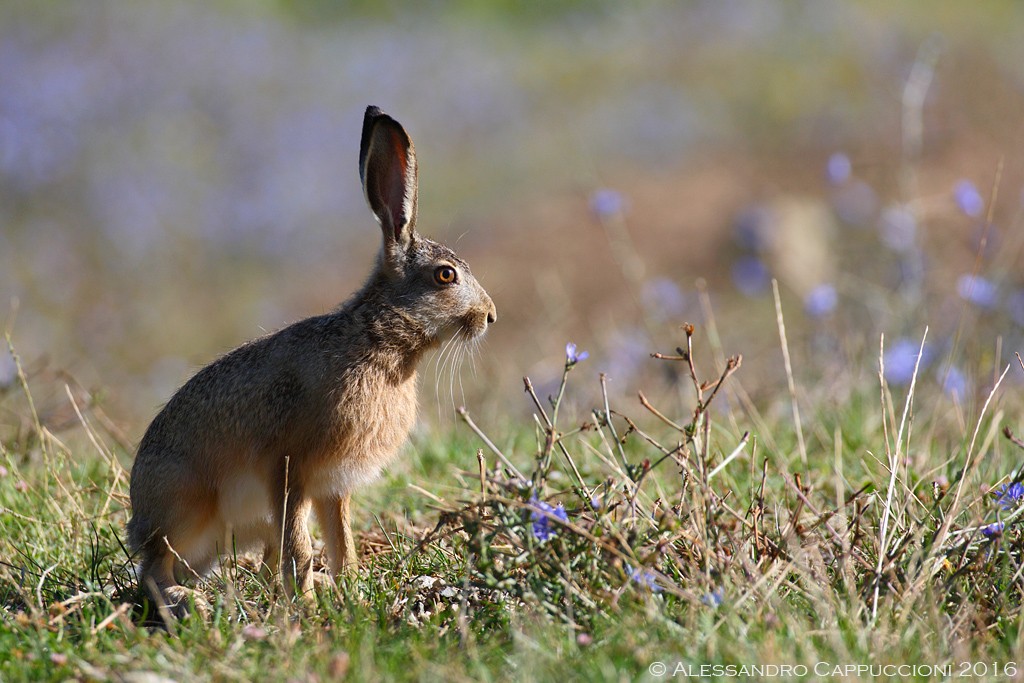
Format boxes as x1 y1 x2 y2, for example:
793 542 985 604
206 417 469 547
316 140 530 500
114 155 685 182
434 265 457 285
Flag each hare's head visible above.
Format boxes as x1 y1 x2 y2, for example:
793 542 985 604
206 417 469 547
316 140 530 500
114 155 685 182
359 106 496 345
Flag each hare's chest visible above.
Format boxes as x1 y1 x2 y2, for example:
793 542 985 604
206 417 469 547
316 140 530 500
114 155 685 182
310 375 418 496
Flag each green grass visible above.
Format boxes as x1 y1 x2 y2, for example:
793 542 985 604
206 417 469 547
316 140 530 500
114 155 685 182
2 330 1024 682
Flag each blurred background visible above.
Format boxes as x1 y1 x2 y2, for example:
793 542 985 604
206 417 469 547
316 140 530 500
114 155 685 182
2 0 1024 439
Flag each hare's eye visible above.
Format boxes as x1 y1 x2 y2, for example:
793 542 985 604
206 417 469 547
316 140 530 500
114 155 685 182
434 265 457 285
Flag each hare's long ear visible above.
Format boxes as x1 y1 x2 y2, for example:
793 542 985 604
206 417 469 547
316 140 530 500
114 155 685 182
360 106 418 256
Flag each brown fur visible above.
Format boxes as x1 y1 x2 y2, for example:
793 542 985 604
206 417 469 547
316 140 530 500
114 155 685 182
126 106 496 616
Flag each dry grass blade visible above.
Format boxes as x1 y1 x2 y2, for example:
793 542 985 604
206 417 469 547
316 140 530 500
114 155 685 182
771 280 807 465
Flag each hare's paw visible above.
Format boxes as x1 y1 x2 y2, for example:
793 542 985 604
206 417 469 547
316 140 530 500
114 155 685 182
279 574 324 609
312 570 337 592
258 547 280 585
161 586 211 620
339 553 359 575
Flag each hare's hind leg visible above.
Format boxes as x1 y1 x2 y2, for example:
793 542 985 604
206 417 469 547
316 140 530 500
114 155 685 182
313 493 358 575
259 539 280 583
139 544 210 620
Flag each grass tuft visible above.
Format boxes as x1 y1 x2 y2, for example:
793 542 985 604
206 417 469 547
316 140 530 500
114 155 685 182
2 328 1024 681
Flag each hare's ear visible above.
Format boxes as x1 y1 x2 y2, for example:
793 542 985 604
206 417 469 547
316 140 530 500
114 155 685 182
360 106 418 253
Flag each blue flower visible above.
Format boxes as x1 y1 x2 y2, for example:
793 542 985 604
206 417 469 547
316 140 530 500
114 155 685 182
0 349 15 388
565 342 589 365
940 366 968 402
804 283 838 318
954 180 985 217
826 152 851 185
641 278 687 319
995 482 1024 511
1008 289 1024 327
607 330 648 383
883 338 932 386
731 257 770 296
589 189 625 218
832 180 877 226
701 588 724 608
626 565 663 592
732 205 773 250
530 497 568 541
956 274 998 309
982 521 1005 538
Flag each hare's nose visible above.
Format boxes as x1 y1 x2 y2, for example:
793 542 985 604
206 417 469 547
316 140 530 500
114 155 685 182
486 301 497 325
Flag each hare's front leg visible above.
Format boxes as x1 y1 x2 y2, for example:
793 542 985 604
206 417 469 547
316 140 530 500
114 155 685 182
314 493 358 575
276 491 315 599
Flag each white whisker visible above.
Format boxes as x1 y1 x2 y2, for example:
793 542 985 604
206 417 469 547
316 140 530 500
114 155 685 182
448 338 459 414
457 343 467 408
446 325 470 414
468 339 480 378
427 345 442 422
434 332 460 421
426 333 450 379
440 331 463 416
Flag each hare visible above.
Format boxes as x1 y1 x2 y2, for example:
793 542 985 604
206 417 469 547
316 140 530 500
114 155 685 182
127 106 496 617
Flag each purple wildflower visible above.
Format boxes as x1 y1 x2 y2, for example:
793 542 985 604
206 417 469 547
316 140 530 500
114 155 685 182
832 180 877 226
982 521 1005 538
732 205 773 250
626 565 663 593
1007 289 1024 327
641 278 687 319
530 497 568 541
589 189 625 218
701 588 724 608
995 482 1024 511
0 349 14 387
731 257 770 296
565 342 589 366
804 283 838 318
954 180 984 218
956 274 998 309
606 330 648 383
883 338 932 386
826 153 851 185
940 366 968 402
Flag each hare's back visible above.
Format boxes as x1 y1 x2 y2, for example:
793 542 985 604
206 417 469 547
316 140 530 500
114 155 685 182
134 326 321 464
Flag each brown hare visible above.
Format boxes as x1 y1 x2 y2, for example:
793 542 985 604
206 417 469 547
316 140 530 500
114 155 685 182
127 106 496 617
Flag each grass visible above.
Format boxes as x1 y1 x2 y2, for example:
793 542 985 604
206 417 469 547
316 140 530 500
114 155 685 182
2 320 1024 683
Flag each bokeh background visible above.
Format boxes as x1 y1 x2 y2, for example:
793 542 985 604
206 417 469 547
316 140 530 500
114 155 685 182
2 0 1024 438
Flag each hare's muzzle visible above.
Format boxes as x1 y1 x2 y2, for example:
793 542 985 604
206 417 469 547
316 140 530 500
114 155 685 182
463 290 496 339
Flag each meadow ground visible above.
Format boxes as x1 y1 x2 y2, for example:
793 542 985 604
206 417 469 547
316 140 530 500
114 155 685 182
2 314 1024 682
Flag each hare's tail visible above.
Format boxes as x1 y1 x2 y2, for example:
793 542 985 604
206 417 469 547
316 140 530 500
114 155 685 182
126 513 152 554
